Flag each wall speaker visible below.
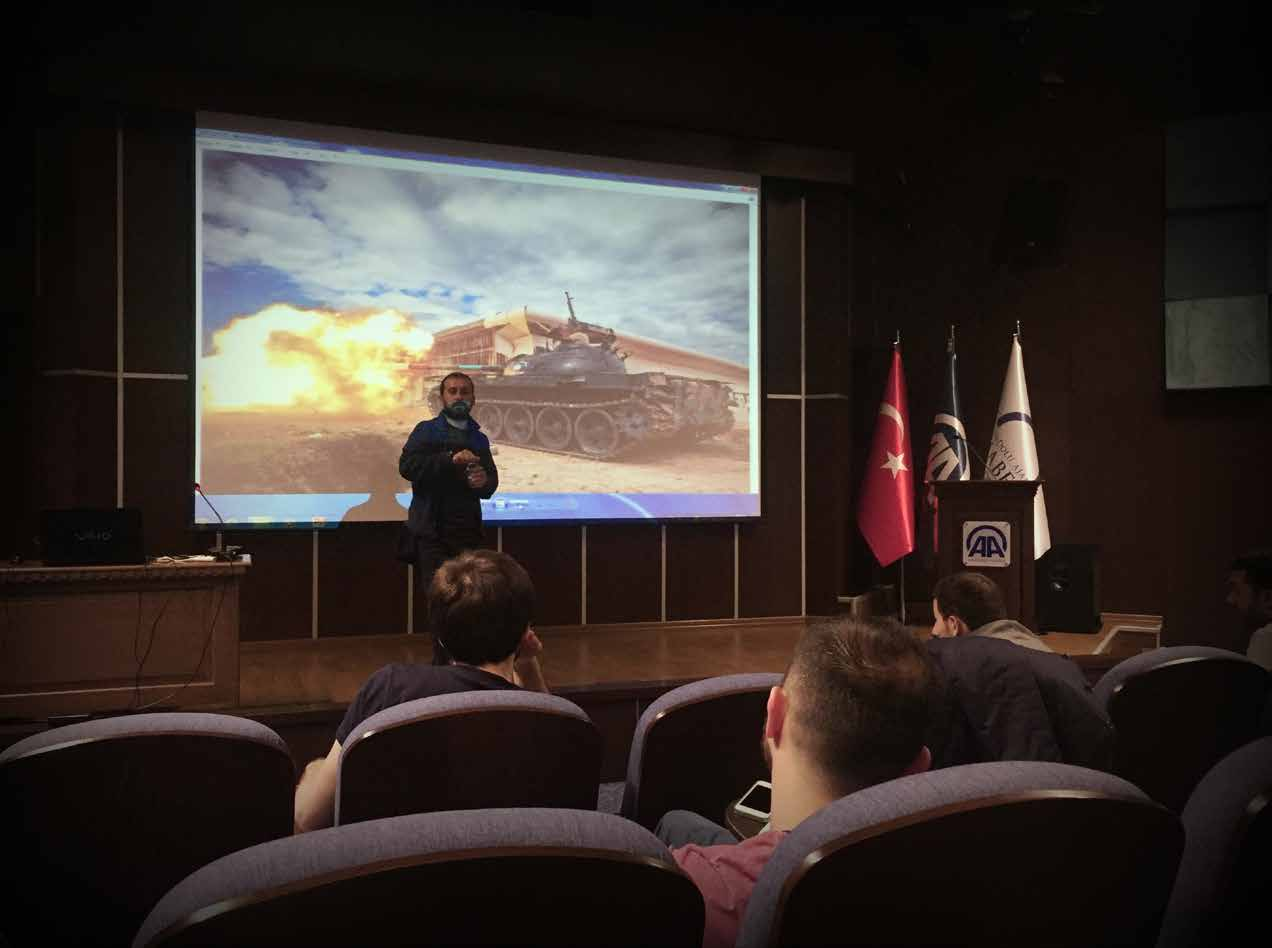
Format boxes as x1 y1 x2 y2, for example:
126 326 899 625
1036 543 1100 633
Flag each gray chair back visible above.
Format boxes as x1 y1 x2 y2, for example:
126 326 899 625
737 761 1183 948
133 808 705 948
1157 736 1272 948
1094 646 1269 811
336 690 602 825
0 712 294 948
622 672 781 829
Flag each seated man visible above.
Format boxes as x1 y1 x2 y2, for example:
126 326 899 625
925 571 1113 770
293 549 547 832
657 617 933 948
930 570 1051 651
1226 549 1272 670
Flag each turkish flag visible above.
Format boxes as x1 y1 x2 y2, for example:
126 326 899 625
856 347 915 566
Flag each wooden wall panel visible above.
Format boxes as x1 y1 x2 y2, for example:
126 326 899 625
763 182 804 396
123 378 196 557
738 399 802 617
318 524 409 637
226 529 312 641
585 523 662 625
666 522 735 621
804 185 852 396
501 525 582 627
39 110 117 371
805 398 850 615
122 111 193 375
37 376 117 516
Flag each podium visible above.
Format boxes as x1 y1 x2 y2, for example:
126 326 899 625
0 559 248 718
932 480 1041 631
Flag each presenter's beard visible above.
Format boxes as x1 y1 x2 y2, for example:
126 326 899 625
444 400 471 420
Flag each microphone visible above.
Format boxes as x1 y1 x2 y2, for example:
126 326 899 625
194 483 242 561
194 482 225 526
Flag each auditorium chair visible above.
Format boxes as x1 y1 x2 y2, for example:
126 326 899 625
133 808 705 948
1157 736 1272 948
735 761 1183 948
1093 646 1270 811
622 672 782 830
0 712 294 948
335 690 602 825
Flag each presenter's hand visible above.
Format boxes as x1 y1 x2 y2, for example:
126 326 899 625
466 466 488 490
452 449 479 466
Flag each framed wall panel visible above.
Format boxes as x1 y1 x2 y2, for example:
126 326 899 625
123 377 194 556
225 529 312 641
39 111 118 371
804 398 849 615
123 111 194 374
739 399 802 617
763 181 804 396
502 525 582 627
804 185 852 396
585 524 662 625
665 522 734 621
37 375 117 516
318 524 409 637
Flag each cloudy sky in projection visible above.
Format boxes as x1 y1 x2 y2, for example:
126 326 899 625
200 151 753 364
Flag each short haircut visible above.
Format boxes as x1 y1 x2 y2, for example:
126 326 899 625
426 550 534 666
438 372 475 399
786 617 933 795
932 571 1007 632
1231 550 1272 592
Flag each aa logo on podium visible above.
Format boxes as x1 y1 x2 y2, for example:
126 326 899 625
963 521 1011 567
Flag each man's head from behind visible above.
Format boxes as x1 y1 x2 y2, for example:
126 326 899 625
1227 550 1272 634
931 571 1006 638
427 550 534 666
765 617 932 810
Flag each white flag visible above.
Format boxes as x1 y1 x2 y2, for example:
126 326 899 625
985 333 1051 559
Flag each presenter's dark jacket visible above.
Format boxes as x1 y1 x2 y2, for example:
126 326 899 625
925 635 1116 772
399 414 498 542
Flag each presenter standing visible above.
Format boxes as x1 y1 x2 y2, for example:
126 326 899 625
399 372 499 649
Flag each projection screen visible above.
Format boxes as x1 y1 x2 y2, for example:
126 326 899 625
193 113 761 527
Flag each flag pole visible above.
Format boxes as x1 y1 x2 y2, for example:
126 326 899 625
899 556 906 624
895 328 904 625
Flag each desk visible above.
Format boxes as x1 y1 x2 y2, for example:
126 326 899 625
0 559 249 718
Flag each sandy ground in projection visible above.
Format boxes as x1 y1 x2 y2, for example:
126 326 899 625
200 405 752 505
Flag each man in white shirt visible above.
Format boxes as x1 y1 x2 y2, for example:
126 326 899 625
1227 550 1272 670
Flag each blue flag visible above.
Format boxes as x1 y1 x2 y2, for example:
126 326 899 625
924 330 969 548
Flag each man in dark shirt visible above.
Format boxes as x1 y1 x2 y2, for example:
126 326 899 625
293 549 546 832
399 372 499 596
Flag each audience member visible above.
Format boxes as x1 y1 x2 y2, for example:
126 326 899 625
656 617 933 948
293 550 547 832
925 571 1114 770
930 570 1051 651
1227 549 1272 670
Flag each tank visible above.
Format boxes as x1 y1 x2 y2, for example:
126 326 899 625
425 294 737 459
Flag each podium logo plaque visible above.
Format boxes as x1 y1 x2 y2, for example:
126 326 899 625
963 521 1011 567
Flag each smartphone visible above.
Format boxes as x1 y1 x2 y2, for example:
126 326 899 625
734 779 772 820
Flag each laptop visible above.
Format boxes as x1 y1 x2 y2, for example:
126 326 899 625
41 508 146 566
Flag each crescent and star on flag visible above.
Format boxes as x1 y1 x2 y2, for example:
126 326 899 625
877 402 908 479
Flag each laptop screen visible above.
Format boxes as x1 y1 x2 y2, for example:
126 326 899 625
41 509 145 566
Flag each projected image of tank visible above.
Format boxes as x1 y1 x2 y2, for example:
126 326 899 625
424 294 737 460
